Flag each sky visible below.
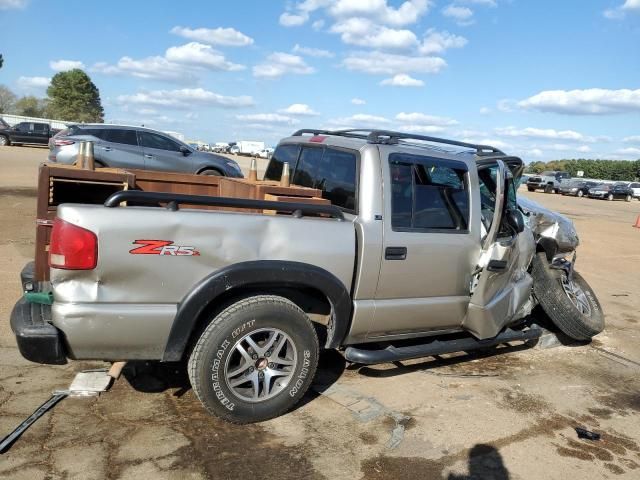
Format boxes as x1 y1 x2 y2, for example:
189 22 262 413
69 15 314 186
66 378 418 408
0 0 639 161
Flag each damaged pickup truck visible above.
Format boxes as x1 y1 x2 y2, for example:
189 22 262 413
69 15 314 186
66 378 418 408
11 129 604 423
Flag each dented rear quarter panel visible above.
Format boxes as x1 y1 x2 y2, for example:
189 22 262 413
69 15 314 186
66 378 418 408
52 204 356 305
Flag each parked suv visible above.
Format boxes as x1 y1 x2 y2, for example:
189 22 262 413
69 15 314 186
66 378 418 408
49 124 243 177
0 121 60 146
11 129 603 424
526 171 570 193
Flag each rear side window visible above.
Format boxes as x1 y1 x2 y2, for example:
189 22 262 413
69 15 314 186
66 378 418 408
105 129 138 146
264 144 300 180
33 123 48 133
293 146 357 212
388 153 469 231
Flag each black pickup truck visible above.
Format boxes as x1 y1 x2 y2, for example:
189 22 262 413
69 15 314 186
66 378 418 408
0 119 60 147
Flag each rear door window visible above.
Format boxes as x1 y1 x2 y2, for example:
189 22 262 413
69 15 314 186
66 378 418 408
33 123 48 134
105 129 139 146
388 153 469 232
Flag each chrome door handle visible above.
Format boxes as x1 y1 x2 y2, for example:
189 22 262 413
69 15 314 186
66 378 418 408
144 154 153 159
102 147 112 151
385 246 407 260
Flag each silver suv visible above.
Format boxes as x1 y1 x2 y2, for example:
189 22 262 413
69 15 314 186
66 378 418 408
49 124 243 177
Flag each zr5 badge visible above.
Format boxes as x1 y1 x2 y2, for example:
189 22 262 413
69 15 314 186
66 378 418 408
129 240 200 256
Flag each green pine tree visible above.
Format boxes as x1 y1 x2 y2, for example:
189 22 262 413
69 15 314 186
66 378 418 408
46 69 104 123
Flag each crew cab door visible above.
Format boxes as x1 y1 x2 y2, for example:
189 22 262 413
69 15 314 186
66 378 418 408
11 122 32 143
370 148 480 339
138 130 191 173
31 123 50 144
462 160 535 338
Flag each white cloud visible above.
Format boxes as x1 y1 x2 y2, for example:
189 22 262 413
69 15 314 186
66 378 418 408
331 18 418 49
17 76 50 90
395 112 458 126
351 98 366 105
328 0 432 27
524 148 544 158
577 145 592 153
117 88 254 109
623 135 640 143
399 125 446 133
292 44 335 58
92 56 197 84
170 26 254 47
518 88 640 115
419 29 467 55
497 99 516 112
280 0 432 28
479 107 491 115
380 73 424 87
494 126 596 142
442 4 474 25
0 0 28 9
253 52 315 78
616 146 640 156
312 19 326 30
604 0 640 19
342 50 446 75
236 113 300 125
50 59 85 71
328 113 391 128
165 42 244 71
278 103 320 116
459 0 496 6
280 12 309 26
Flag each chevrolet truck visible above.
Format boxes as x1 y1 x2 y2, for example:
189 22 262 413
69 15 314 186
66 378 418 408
10 129 604 423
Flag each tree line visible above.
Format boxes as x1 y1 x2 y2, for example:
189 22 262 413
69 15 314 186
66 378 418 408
0 69 104 123
526 159 640 181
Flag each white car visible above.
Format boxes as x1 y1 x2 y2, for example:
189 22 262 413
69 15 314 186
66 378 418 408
257 148 274 159
630 182 640 199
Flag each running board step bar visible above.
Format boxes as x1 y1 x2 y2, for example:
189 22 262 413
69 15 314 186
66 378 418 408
344 326 543 365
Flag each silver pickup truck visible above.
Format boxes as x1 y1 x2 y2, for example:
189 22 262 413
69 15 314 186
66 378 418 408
11 129 604 423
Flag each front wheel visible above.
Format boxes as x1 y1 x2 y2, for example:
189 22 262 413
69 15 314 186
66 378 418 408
625 194 632 202
544 184 554 193
0 135 9 146
577 190 584 198
527 187 535 192
531 253 604 340
607 193 614 201
188 295 319 423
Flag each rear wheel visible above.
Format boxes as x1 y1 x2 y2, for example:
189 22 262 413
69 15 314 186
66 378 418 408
544 184 554 193
625 194 632 202
531 253 604 340
607 193 614 201
188 295 319 423
577 190 584 198
527 187 535 192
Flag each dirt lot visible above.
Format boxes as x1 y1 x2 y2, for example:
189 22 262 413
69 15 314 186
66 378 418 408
1 146 639 479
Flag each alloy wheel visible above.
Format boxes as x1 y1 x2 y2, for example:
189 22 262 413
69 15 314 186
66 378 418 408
561 274 592 317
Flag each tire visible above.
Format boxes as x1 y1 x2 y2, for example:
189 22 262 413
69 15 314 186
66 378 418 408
199 169 223 176
0 135 9 146
531 253 604 340
544 184 554 193
577 190 584 198
625 195 632 202
607 193 614 201
188 295 319 424
527 187 535 192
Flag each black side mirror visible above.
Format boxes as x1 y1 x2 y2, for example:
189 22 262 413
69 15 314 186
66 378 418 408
179 146 191 156
506 209 525 233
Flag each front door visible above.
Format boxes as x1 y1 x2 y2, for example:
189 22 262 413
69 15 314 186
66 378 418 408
138 131 191 173
12 122 32 143
370 148 480 339
96 128 145 169
463 160 535 338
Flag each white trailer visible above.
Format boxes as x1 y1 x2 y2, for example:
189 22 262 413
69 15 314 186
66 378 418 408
236 141 265 156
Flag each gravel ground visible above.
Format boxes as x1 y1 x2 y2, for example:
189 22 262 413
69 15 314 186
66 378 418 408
1 146 639 479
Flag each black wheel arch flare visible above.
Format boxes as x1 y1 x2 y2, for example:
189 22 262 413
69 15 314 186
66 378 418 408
162 260 352 361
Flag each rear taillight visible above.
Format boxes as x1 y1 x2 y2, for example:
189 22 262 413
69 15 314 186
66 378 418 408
49 218 98 270
54 139 75 146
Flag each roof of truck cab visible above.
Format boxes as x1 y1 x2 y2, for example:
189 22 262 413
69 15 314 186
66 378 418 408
278 129 521 169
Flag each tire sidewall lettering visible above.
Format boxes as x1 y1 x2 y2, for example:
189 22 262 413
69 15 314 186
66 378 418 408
289 350 311 397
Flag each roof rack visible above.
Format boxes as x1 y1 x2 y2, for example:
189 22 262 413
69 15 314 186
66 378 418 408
291 128 505 156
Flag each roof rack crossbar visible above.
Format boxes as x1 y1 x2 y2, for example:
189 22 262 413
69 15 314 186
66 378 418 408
292 128 504 155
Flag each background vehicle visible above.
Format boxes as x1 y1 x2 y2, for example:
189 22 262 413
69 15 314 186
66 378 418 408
559 180 598 197
12 129 602 424
48 124 243 177
526 171 570 193
603 182 634 201
0 121 60 147
630 182 640 199
236 140 265 156
257 148 274 159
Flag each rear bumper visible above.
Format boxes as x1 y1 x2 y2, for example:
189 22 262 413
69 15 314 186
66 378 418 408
10 297 67 365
